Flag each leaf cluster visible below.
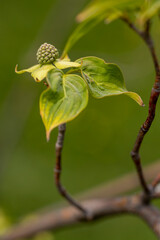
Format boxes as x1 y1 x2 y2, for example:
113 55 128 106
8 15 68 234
16 56 143 140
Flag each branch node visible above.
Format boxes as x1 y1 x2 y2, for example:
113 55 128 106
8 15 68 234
54 168 61 173
130 151 139 160
153 81 160 93
141 126 147 133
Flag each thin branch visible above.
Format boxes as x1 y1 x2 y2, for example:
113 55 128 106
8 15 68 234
122 17 160 197
54 124 90 218
2 194 160 240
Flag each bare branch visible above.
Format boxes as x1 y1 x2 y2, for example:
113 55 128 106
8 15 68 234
2 195 160 240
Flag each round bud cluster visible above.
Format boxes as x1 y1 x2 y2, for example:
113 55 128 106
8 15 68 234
36 43 59 64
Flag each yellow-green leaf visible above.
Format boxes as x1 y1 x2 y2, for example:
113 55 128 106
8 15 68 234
125 92 144 106
31 64 55 82
76 56 143 106
40 72 88 140
15 64 40 74
15 64 55 82
54 60 81 69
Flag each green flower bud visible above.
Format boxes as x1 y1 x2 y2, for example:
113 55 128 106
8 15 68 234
37 43 59 64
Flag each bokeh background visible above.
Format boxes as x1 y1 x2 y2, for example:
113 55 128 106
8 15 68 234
1 0 160 239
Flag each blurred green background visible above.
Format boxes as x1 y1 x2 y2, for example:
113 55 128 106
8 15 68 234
1 0 160 239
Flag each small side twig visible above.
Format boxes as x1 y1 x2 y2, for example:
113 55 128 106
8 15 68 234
54 124 90 219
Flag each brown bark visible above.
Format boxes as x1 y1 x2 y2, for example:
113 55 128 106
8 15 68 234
1 195 160 240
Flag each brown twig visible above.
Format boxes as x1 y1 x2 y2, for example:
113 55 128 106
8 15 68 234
54 124 90 218
2 194 160 240
122 17 160 197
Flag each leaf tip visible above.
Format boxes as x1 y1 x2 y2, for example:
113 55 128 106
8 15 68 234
138 97 144 107
76 14 82 23
15 64 18 73
142 103 145 107
46 131 50 142
36 78 41 82
125 92 144 107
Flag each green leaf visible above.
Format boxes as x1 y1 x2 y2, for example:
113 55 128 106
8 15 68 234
40 72 88 140
76 56 143 106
